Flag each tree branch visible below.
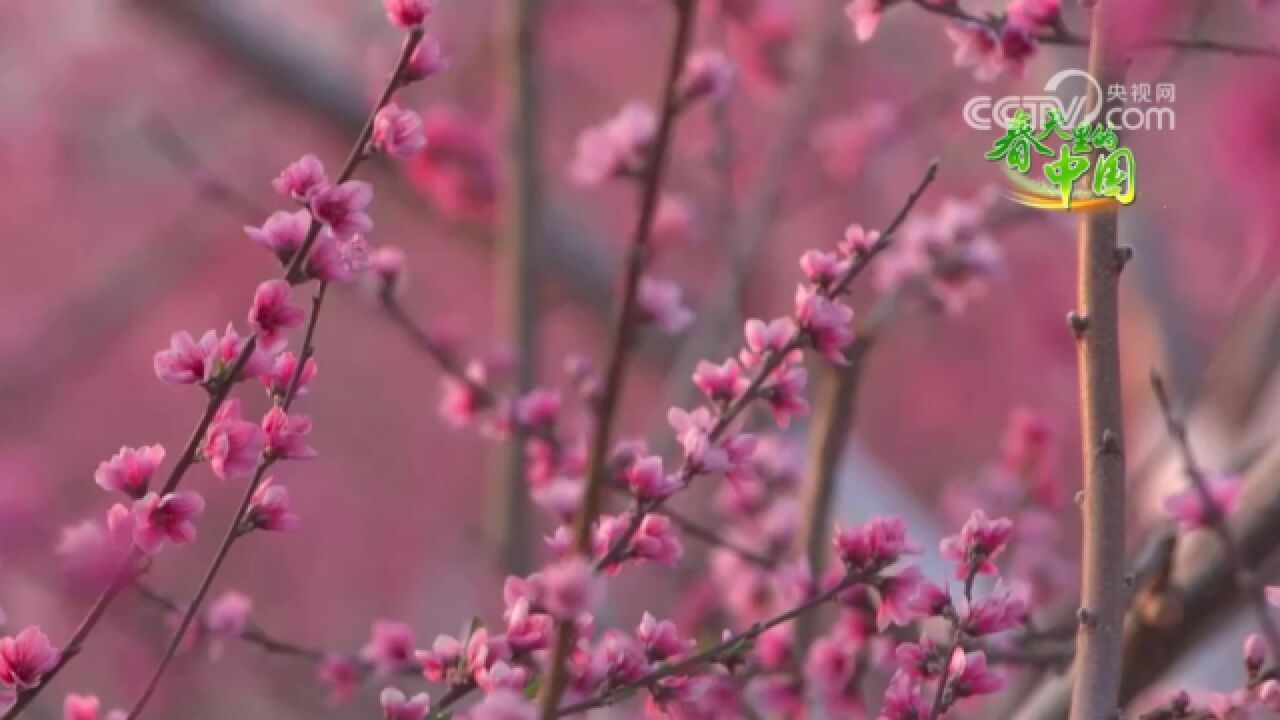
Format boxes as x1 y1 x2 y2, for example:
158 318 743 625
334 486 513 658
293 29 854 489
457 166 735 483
1067 4 1129 718
536 2 701 714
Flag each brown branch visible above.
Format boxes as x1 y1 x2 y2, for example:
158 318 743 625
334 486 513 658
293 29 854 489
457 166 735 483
384 290 777 570
590 160 938 579
1067 4 1129 719
0 322 263 720
908 0 1280 59
536 2 701 715
133 581 322 663
121 29 426 719
1150 372 1280 655
553 570 865 717
488 0 545 576
790 336 875 652
650 0 853 458
126 287 327 720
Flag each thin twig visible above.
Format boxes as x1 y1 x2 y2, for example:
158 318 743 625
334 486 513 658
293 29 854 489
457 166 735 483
121 28 426 719
1150 372 1280 656
0 331 261 720
595 161 938 576
553 570 864 716
536 2 701 715
908 0 1280 59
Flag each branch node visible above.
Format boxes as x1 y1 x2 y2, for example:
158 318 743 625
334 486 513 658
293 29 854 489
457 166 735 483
1078 607 1097 628
1114 245 1135 272
1099 428 1121 455
1067 311 1090 338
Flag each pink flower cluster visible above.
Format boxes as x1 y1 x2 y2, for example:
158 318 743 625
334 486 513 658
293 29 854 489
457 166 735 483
875 189 1003 314
941 409 1075 609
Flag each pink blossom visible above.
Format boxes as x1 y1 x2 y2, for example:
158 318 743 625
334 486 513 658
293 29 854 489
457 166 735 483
876 566 924 629
366 246 409 297
153 330 218 385
383 0 432 27
948 650 1003 698
417 635 463 683
879 670 931 720
362 621 417 676
998 23 1037 78
668 406 756 478
678 49 736 105
306 232 369 283
960 581 1029 636
1266 586 1280 608
273 155 329 203
56 507 135 585
629 514 684 567
741 317 798 368
0 627 59 690
311 181 374 239
1163 475 1243 531
637 276 694 334
261 351 317 399
692 360 747 404
373 104 427 159
62 694 125 720
504 598 552 653
318 654 360 705
245 210 310 264
531 478 583 522
475 660 527 694
94 444 164 499
597 630 647 685
636 613 688 661
813 108 896 182
408 105 499 221
799 250 847 289
503 574 545 610
439 362 490 428
905 579 952 619
469 690 535 720
625 455 681 501
832 516 919 573
840 224 881 258
132 491 205 554
1008 0 1060 28
542 555 601 620
1245 633 1267 674
206 591 251 638
762 365 808 428
896 634 944 679
247 478 301 532
514 388 561 429
380 687 430 720
795 286 855 364
464 627 510 676
214 324 277 383
945 22 1002 81
570 103 656 185
403 35 449 83
807 635 856 693
261 406 316 461
939 509 1014 579
846 0 887 42
652 194 697 244
249 279 305 352
202 399 267 480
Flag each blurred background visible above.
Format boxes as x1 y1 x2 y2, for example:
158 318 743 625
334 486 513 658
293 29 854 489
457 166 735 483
2 0 1280 717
